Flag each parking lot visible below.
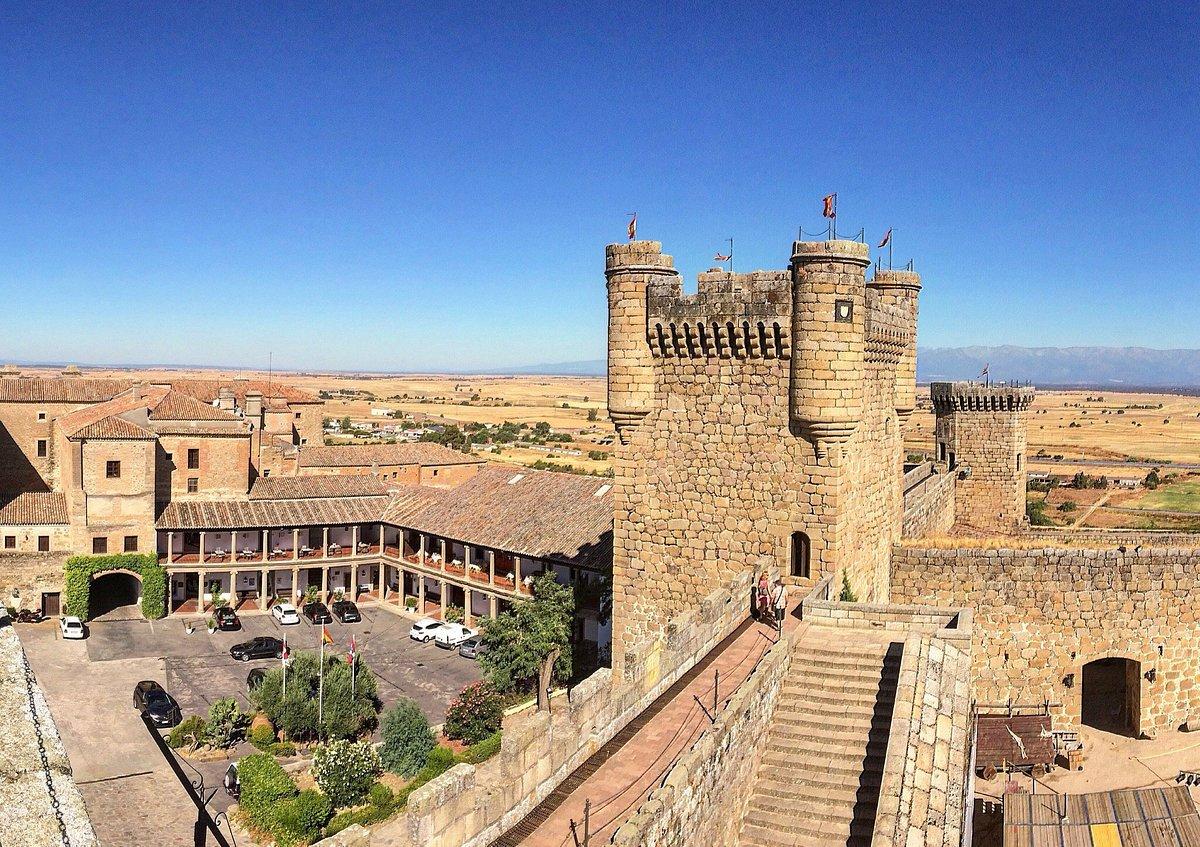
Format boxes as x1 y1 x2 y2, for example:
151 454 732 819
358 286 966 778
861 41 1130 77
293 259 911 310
19 603 482 847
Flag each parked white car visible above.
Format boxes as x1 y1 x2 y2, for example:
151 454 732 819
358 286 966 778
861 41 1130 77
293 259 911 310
434 623 477 649
409 618 446 643
272 603 300 625
60 616 86 640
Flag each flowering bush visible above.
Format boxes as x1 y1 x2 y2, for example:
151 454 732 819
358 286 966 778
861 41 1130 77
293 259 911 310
311 739 382 808
444 681 503 744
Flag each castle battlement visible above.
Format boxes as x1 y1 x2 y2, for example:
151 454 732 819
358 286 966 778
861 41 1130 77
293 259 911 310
931 381 1036 413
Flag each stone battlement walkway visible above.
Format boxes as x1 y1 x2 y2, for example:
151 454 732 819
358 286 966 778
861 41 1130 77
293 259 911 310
492 606 803 847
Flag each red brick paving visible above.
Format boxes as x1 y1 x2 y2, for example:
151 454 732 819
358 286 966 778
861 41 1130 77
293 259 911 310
513 605 803 847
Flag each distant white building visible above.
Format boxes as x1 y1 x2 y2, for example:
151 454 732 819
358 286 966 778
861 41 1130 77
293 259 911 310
371 408 392 417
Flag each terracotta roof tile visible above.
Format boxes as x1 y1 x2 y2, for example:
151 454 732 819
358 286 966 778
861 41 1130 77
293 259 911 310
169 379 319 405
0 492 68 525
298 443 485 469
250 476 392 500
149 390 242 421
0 377 134 403
149 421 249 436
156 496 389 530
70 415 156 440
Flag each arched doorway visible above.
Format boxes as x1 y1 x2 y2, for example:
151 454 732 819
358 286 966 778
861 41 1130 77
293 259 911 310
91 571 142 621
1081 657 1141 737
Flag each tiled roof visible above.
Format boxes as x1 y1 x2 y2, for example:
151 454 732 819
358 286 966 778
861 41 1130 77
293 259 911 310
0 492 69 525
0 377 134 403
150 421 250 436
298 443 485 468
149 390 242 421
382 465 614 568
156 496 390 530
250 476 392 500
70 415 156 440
169 379 319 405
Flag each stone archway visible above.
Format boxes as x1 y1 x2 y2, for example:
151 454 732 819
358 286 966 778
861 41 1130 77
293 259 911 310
90 570 143 621
1081 657 1141 737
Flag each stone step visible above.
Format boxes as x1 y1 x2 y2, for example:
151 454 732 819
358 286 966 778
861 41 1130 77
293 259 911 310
782 677 896 698
774 699 891 722
772 713 893 737
756 751 885 782
740 804 876 839
770 721 891 747
753 769 881 800
780 687 895 708
792 650 897 670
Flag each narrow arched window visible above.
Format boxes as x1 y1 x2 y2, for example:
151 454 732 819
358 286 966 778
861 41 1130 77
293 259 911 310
757 322 769 358
790 531 811 578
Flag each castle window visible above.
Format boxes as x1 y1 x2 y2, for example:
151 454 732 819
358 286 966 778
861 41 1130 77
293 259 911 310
742 322 753 356
712 323 725 357
37 411 46 421
187 477 199 493
937 442 947 462
294 412 301 419
697 323 710 355
654 324 667 356
3 536 14 549
757 322 768 357
37 535 49 552
1016 453 1023 471
187 448 200 469
37 439 47 457
682 323 695 356
726 322 739 356
772 323 784 357
124 535 139 552
92 537 108 554
790 532 811 579
106 460 121 478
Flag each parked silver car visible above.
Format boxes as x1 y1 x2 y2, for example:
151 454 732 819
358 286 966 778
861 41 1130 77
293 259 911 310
458 636 486 659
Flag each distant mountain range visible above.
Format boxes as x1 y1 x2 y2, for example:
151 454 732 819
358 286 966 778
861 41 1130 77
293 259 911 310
509 347 1200 388
917 346 1200 388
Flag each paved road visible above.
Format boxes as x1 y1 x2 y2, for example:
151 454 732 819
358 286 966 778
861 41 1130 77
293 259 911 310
18 602 481 847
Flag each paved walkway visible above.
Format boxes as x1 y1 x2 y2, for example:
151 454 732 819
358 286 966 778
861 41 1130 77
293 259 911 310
499 605 803 847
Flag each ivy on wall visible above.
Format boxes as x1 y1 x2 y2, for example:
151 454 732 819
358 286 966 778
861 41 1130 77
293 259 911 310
64 553 167 620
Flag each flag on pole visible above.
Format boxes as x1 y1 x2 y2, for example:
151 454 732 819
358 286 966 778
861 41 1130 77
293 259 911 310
627 212 637 241
347 635 357 665
714 252 731 262
980 363 990 379
321 625 334 646
878 228 892 249
281 638 289 661
822 194 837 219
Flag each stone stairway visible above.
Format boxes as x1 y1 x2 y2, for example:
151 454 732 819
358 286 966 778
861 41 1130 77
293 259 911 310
737 629 903 847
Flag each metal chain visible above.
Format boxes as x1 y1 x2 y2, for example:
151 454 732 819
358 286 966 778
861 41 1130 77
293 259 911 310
20 654 72 847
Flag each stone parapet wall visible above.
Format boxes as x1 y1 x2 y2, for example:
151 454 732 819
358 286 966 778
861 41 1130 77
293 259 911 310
902 467 955 540
608 624 793 847
800 574 972 640
0 551 69 611
871 634 973 847
0 627 97 846
359 571 756 847
1023 528 1200 548
891 543 1200 733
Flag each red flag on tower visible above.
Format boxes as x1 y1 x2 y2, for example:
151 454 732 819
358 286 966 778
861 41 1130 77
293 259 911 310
627 213 637 241
878 228 892 249
714 252 731 262
822 194 837 219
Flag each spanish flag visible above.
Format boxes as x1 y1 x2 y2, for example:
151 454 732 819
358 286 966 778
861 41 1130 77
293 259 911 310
321 625 334 646
878 228 892 249
627 212 637 241
822 194 837 219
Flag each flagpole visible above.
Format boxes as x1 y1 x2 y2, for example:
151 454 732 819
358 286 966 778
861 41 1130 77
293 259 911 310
282 635 287 699
728 238 734 274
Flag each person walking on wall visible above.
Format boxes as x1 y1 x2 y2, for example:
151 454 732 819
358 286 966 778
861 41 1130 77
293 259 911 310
757 570 770 621
772 579 787 634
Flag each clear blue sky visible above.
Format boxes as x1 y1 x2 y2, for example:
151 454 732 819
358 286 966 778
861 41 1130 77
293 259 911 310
2 2 1198 372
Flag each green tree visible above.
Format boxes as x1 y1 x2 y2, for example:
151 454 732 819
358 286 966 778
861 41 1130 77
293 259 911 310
379 698 435 778
1145 469 1161 489
251 650 381 741
311 740 382 807
479 573 574 709
204 698 249 749
839 572 858 603
587 408 598 422
340 416 352 431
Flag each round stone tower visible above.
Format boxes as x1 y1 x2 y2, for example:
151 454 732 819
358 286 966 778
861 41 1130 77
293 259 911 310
605 241 675 444
867 268 922 422
789 239 872 457
931 381 1036 533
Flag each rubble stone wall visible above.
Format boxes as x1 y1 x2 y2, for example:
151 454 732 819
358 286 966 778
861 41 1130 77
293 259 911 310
902 467 956 540
892 543 1200 734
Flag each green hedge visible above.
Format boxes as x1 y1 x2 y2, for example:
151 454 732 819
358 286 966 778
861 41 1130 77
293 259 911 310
64 553 167 620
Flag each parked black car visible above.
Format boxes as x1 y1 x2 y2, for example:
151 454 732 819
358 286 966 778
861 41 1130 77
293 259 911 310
303 602 332 624
133 680 182 728
214 607 241 631
230 636 284 661
246 668 268 691
331 600 360 623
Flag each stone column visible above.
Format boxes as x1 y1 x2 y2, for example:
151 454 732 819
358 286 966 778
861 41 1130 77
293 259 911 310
260 569 269 610
352 525 359 554
293 529 300 560
350 560 358 600
439 538 447 568
321 566 328 599
291 567 300 603
199 531 206 563
464 589 473 627
418 533 426 563
167 531 174 563
229 570 236 608
198 568 208 612
488 594 497 618
440 579 447 618
514 556 522 589
378 561 385 599
261 529 268 562
418 575 426 614
323 527 329 558
488 549 496 585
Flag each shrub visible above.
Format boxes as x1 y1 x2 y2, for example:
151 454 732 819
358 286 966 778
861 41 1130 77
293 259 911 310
248 724 276 751
462 731 502 764
251 649 381 740
205 698 249 749
404 596 417 609
324 781 397 838
167 715 207 750
425 744 457 772
379 697 435 778
311 740 382 808
444 605 464 624
237 753 298 831
444 681 504 744
274 789 332 846
368 782 394 809
838 571 858 603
